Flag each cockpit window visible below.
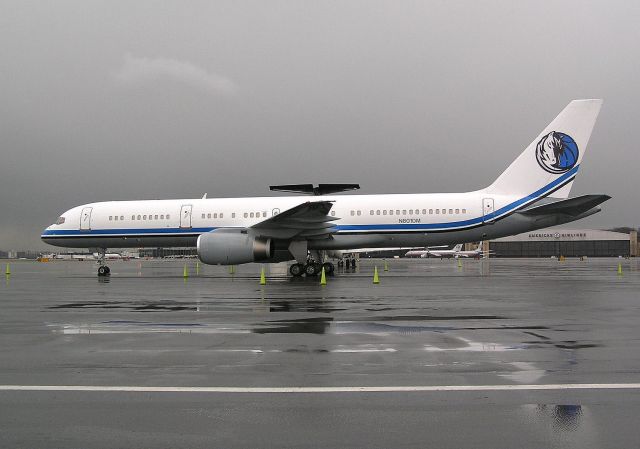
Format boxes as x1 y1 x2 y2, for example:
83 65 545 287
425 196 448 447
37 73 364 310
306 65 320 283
55 216 65 225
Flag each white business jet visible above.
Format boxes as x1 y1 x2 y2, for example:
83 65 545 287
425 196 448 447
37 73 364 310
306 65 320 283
405 243 491 258
42 100 609 277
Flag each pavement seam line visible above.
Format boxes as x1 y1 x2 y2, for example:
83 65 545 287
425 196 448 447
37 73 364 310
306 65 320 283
2 384 640 393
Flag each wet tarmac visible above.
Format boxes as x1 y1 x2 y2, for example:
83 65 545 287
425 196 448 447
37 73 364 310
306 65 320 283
1 257 639 448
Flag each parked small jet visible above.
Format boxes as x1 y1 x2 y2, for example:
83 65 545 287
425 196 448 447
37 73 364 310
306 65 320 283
42 100 609 276
405 243 491 258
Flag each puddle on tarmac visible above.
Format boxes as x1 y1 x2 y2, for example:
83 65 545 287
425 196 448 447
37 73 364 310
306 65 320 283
524 404 586 432
521 339 601 350
499 361 546 383
546 405 584 431
250 313 508 335
253 317 455 335
267 300 346 313
253 317 333 334
50 301 197 312
51 321 250 334
356 315 505 321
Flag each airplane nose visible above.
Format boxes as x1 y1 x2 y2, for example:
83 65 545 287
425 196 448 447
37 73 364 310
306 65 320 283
41 225 53 241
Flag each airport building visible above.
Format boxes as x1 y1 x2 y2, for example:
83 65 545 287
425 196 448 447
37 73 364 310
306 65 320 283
489 229 637 258
0 250 40 259
138 248 197 258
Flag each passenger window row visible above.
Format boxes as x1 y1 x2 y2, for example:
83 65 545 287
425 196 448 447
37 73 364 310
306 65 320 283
109 207 467 223
201 212 224 219
198 211 268 219
243 211 267 219
109 214 171 221
368 208 467 216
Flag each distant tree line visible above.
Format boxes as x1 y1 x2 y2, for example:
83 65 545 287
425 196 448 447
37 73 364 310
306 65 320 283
606 227 640 234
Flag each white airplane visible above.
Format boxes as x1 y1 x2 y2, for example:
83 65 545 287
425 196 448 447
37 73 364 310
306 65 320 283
406 244 463 258
42 100 609 277
405 243 491 258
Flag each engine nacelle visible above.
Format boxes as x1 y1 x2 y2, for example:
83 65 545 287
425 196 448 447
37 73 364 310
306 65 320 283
197 229 273 265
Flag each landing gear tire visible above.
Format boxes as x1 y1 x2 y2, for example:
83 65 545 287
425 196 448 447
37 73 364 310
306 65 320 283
96 248 110 277
290 263 304 277
322 262 335 275
305 263 320 276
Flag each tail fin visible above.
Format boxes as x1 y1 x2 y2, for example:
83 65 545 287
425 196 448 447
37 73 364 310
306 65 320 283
487 99 602 199
453 244 463 252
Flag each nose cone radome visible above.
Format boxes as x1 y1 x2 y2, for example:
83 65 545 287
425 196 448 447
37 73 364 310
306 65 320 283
41 225 53 245
41 209 72 243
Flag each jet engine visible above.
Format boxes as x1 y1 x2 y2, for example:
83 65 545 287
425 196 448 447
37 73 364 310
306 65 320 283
197 229 273 265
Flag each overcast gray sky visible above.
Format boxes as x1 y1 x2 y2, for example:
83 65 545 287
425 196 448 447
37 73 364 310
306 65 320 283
1 0 638 249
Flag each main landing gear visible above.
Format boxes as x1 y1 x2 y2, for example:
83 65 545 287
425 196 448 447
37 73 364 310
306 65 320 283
289 260 335 277
97 248 110 277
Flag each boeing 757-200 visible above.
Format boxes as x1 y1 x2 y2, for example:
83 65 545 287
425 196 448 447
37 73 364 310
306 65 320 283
42 100 609 277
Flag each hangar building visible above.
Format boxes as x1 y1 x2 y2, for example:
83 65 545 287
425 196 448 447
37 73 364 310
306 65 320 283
489 229 637 258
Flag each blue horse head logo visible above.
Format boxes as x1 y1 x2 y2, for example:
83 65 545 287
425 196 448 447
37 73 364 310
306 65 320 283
535 131 579 174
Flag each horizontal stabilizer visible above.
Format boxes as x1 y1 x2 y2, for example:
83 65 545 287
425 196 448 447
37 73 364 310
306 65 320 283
518 194 611 217
270 183 360 195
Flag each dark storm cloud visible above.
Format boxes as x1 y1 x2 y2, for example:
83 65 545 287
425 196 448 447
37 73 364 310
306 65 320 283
0 0 638 249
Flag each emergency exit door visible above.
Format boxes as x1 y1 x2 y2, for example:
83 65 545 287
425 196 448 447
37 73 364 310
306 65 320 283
482 198 495 224
80 207 93 231
180 205 193 228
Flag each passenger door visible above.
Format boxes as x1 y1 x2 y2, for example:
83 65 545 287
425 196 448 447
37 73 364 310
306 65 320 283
272 208 280 217
482 198 495 224
80 207 93 231
180 205 193 229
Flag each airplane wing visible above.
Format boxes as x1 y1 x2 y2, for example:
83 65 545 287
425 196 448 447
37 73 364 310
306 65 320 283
250 201 337 240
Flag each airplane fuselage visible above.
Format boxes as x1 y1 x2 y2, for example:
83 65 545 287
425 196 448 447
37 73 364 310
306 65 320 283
42 181 592 254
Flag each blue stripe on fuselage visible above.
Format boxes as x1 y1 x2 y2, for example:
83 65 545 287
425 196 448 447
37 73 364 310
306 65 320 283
41 166 578 238
336 166 578 232
41 227 216 236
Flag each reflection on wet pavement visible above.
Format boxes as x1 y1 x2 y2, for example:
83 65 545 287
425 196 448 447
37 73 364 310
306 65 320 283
521 403 594 448
10 258 636 390
51 301 197 312
548 405 584 432
500 361 546 383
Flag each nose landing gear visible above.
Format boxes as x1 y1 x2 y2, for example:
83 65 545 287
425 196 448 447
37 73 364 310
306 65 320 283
96 248 110 277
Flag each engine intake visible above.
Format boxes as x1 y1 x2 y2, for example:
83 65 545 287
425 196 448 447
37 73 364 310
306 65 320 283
197 229 273 265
